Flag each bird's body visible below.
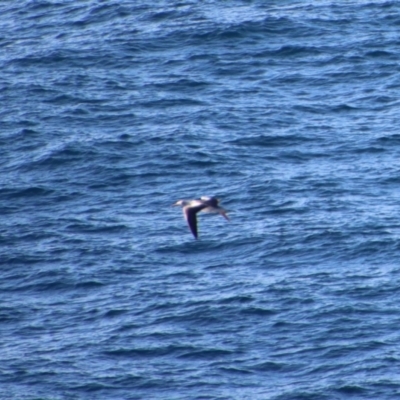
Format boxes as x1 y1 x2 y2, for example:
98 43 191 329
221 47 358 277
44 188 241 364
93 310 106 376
173 196 229 239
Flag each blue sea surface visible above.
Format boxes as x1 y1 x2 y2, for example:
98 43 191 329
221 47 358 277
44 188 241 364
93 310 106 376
2 1 400 399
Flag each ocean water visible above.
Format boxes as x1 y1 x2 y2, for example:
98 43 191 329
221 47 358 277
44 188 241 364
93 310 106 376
2 1 400 399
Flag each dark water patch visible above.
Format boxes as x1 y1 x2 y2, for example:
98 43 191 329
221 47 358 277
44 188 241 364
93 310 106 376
352 146 385 154
250 360 295 372
138 98 205 108
142 8 192 23
103 308 128 318
218 366 252 375
70 382 114 392
155 307 233 326
10 279 75 293
0 306 26 323
228 134 314 148
18 128 39 136
275 45 323 57
42 93 101 105
346 237 398 258
156 239 229 255
65 223 127 234
1 255 48 266
0 186 54 199
178 348 233 360
218 295 253 304
0 186 83 209
330 104 361 113
375 133 400 145
267 200 309 215
292 104 328 114
335 384 366 395
240 307 276 317
104 344 196 358
10 50 114 69
336 283 400 301
75 280 104 289
273 390 332 400
187 16 323 44
149 78 211 91
365 50 394 58
382 175 400 185
279 150 329 162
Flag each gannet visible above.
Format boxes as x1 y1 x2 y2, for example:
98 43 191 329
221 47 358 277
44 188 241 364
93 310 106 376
173 196 229 239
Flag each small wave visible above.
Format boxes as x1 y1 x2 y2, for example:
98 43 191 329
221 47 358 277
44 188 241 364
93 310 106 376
218 367 252 375
335 385 366 395
102 308 128 318
65 223 128 234
178 348 233 360
104 344 196 358
0 186 53 199
138 98 205 108
228 134 313 147
275 45 323 57
250 360 294 372
148 78 211 91
75 280 105 289
0 306 25 323
240 307 276 317
365 50 394 58
376 133 400 145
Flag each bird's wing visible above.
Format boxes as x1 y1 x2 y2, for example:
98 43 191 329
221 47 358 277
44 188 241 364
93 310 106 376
201 196 219 207
201 206 230 220
183 206 203 238
207 198 230 220
218 208 230 220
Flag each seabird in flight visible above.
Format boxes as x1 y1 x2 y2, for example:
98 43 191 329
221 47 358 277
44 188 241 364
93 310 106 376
173 196 229 239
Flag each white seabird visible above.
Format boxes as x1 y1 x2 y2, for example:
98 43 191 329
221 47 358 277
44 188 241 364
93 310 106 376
173 196 229 239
